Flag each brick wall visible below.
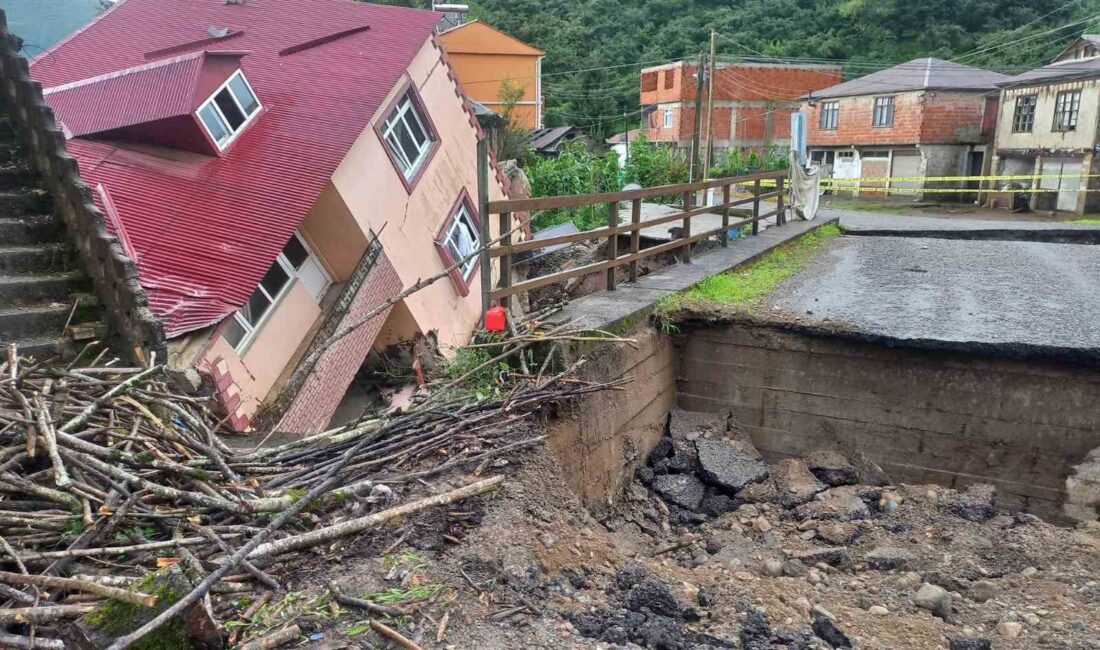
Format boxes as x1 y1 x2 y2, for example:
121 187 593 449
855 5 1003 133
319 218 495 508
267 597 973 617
276 251 402 434
711 65 841 102
807 90 991 147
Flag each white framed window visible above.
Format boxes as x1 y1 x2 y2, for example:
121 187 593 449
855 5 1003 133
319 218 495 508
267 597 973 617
381 90 435 181
871 96 894 127
222 232 329 353
663 107 674 128
197 69 261 150
442 202 481 281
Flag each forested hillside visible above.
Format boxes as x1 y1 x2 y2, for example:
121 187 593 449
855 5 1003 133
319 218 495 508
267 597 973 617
379 0 1100 136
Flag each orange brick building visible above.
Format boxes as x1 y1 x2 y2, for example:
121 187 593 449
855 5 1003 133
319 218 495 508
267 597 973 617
640 60 841 159
802 58 1005 199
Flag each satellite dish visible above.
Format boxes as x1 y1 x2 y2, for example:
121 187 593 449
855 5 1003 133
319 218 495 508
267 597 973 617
208 26 231 38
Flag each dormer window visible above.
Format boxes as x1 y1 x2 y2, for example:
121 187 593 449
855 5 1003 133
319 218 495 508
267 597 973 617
198 70 261 150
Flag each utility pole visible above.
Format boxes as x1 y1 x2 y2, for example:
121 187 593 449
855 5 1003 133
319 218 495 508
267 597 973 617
689 52 706 183
704 28 717 179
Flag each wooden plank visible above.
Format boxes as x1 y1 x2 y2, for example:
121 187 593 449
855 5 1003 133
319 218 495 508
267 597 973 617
681 191 693 262
777 176 786 225
486 170 787 213
720 183 731 248
498 212 512 309
629 198 641 282
752 179 761 236
606 201 618 291
477 139 491 313
488 199 754 258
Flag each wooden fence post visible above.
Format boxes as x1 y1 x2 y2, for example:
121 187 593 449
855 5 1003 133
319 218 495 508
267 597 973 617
477 139 491 314
606 201 618 291
498 211 512 309
720 183 731 247
777 175 786 226
629 198 641 282
752 179 761 236
681 190 692 263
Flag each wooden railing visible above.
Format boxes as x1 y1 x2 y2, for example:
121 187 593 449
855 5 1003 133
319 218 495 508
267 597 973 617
479 169 788 309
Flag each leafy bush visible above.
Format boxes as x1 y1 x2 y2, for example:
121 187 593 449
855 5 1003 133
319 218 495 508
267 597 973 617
525 141 622 231
711 147 788 178
624 135 689 200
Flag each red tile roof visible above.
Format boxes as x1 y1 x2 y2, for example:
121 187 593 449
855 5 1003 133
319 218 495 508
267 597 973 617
30 0 442 337
43 50 245 139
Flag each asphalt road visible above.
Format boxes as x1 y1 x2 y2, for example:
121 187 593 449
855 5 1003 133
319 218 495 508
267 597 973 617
768 234 1100 350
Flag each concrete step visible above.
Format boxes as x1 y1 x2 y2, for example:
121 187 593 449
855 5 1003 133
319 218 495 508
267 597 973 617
0 271 86 303
3 336 63 362
0 215 64 245
0 190 49 216
0 166 38 192
0 302 71 341
0 244 73 274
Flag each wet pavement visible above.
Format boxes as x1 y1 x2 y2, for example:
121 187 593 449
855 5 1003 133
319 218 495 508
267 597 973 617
768 231 1100 350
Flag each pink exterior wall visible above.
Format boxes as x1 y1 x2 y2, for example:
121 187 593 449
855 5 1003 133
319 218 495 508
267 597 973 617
330 37 508 351
200 280 322 428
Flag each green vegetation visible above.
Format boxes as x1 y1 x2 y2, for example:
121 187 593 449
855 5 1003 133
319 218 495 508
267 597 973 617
656 223 840 319
526 140 622 230
374 0 1098 139
361 583 444 605
1069 218 1100 224
710 147 787 178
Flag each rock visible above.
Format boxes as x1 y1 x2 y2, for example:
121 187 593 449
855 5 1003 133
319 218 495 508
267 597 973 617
806 450 860 486
782 559 808 577
740 608 772 650
737 479 779 504
817 522 863 545
649 438 674 464
895 572 922 590
996 621 1023 638
624 579 682 619
1021 613 1040 626
762 559 784 577
668 409 728 441
967 580 998 603
539 533 557 549
652 475 706 510
949 637 992 650
865 546 914 571
695 438 769 491
613 563 648 590
913 583 952 620
792 546 852 568
868 605 890 616
666 440 701 474
697 588 715 607
794 486 870 522
699 493 737 517
944 484 998 522
751 517 772 533
988 515 1014 528
1020 566 1038 577
812 612 852 648
811 604 835 621
851 450 891 486
772 459 826 507
807 568 826 585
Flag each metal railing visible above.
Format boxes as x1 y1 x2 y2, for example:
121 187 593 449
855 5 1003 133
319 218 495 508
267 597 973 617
479 169 788 309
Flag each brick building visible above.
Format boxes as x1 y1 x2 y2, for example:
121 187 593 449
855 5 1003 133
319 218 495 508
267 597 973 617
991 36 1100 214
802 58 1006 199
640 60 841 161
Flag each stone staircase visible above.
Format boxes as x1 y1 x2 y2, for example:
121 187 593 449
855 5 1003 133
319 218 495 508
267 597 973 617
0 113 99 360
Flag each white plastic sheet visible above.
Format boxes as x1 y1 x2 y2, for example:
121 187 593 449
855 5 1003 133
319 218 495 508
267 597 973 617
789 152 821 221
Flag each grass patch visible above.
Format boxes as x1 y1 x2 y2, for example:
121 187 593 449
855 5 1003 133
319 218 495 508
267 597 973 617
361 584 443 605
656 223 840 319
1069 218 1100 224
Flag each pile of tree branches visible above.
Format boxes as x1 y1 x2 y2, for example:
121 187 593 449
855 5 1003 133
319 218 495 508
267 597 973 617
0 337 626 649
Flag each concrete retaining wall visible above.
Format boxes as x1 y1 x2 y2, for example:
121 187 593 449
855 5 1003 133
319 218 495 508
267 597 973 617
548 326 675 513
676 322 1100 522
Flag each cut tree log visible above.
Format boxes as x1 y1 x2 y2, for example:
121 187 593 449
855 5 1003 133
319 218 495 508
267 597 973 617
237 624 301 650
0 570 155 607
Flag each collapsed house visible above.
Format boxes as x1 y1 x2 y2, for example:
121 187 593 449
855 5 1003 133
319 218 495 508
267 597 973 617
27 0 510 433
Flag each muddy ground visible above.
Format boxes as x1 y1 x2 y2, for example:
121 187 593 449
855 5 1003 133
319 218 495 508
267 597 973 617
232 407 1100 650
